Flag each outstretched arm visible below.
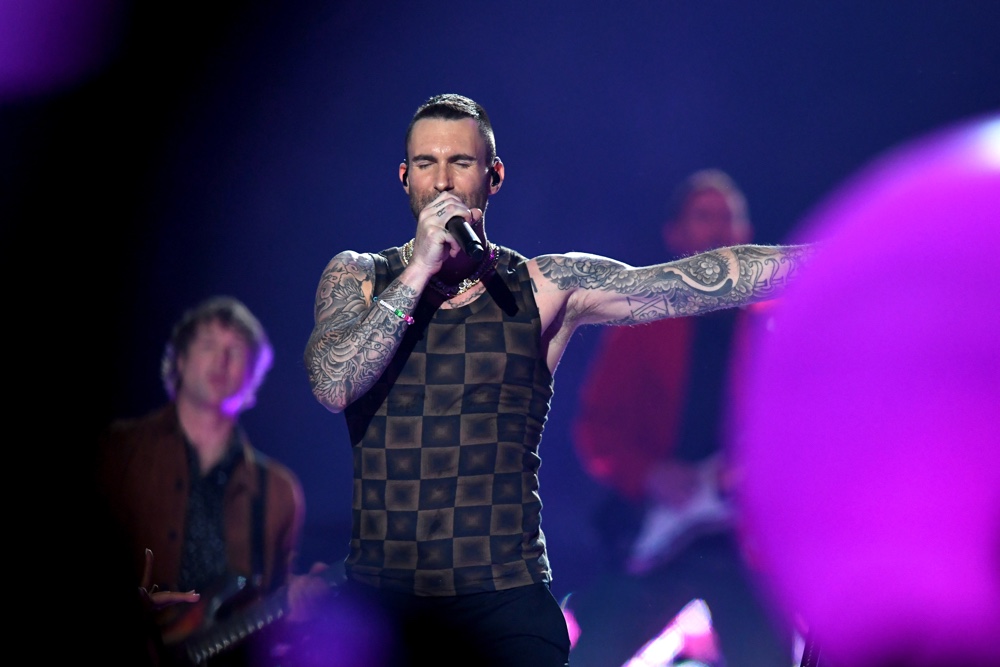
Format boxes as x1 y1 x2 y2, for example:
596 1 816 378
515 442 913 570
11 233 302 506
303 250 421 413
529 243 814 370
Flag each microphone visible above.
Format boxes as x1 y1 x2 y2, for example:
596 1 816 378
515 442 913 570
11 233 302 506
446 216 484 261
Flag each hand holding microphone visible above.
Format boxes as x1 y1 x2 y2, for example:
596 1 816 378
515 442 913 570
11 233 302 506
445 215 484 261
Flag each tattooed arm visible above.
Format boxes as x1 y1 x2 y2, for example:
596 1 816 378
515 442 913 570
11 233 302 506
303 250 422 413
528 244 814 371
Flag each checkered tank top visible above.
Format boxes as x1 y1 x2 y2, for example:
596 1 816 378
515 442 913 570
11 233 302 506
343 243 555 595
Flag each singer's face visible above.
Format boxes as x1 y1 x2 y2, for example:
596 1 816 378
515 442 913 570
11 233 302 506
404 118 491 220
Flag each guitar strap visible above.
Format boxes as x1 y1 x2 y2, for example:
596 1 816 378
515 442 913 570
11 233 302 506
251 456 269 591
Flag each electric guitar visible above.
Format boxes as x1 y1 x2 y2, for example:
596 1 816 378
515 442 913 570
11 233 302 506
799 631 822 667
625 456 732 575
158 568 342 666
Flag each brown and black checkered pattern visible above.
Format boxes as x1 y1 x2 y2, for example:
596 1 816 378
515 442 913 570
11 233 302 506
343 245 555 596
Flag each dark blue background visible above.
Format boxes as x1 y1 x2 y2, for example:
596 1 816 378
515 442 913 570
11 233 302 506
6 0 998 606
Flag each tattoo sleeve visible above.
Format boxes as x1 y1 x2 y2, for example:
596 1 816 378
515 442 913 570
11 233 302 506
535 243 814 326
303 252 420 412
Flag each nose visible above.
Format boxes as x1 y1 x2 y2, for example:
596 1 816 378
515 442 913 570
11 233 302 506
219 346 237 369
433 164 453 192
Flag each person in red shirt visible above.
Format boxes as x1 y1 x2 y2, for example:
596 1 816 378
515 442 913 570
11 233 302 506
568 170 792 667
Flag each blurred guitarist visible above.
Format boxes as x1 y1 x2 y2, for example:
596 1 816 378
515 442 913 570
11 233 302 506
568 171 793 667
95 295 332 666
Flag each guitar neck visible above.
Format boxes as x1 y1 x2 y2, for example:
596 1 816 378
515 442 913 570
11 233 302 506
177 568 342 666
799 632 821 667
181 587 289 665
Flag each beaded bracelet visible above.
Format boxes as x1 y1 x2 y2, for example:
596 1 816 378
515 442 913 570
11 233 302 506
373 295 415 325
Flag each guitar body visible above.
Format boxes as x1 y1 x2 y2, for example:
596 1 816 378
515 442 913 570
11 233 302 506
157 574 282 667
625 457 732 575
156 568 343 667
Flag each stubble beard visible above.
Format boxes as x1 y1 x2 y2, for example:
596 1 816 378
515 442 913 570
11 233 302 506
409 183 490 222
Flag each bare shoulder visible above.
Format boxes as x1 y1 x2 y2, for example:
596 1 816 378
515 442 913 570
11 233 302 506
527 252 635 293
526 252 634 330
321 249 376 279
312 250 376 321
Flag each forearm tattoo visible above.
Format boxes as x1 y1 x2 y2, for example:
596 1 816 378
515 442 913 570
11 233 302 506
304 252 420 410
536 244 812 325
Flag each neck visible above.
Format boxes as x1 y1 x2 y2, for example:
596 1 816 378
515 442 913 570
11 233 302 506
439 281 488 309
401 238 499 299
436 254 481 283
175 397 237 474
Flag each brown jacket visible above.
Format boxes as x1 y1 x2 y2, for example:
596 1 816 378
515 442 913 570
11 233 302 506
96 402 305 596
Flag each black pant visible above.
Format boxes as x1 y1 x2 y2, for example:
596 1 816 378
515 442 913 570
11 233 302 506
281 580 571 667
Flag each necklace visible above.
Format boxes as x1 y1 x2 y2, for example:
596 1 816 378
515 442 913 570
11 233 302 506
400 238 500 298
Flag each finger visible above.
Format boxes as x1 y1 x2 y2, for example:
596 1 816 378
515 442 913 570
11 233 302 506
140 548 153 590
428 194 471 221
150 590 200 610
427 193 458 217
433 203 463 225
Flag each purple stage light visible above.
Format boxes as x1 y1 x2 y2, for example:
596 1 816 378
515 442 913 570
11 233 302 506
732 113 1000 667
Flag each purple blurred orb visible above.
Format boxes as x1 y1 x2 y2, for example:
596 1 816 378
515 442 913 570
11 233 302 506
733 114 1000 667
0 0 124 100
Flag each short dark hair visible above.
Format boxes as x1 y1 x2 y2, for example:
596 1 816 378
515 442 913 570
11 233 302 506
404 93 497 163
160 295 273 410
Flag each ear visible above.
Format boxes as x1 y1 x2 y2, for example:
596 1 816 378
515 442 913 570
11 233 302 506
399 162 409 191
489 157 504 193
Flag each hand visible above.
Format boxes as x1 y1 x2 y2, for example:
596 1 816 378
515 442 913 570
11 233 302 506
410 193 483 274
644 461 705 509
137 548 200 612
645 454 728 510
286 561 334 624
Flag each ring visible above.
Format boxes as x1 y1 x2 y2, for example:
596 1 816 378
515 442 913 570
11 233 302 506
436 209 445 217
